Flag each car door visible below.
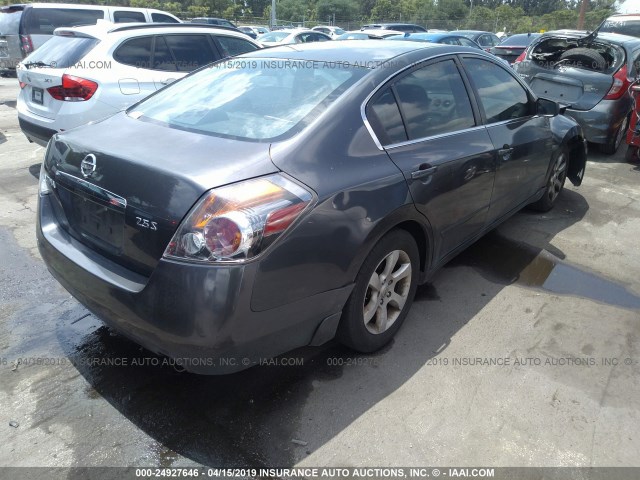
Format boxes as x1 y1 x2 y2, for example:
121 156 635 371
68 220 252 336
460 56 552 223
366 57 496 261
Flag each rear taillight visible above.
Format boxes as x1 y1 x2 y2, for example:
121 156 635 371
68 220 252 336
19 34 33 56
604 64 630 100
47 74 98 102
514 51 526 64
19 81 26 89
164 175 313 263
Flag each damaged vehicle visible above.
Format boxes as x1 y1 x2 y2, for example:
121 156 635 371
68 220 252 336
37 42 587 374
514 30 640 154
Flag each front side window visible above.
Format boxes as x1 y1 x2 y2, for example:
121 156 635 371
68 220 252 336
164 34 218 71
130 59 366 141
463 57 532 123
113 11 146 23
152 13 179 23
393 59 475 140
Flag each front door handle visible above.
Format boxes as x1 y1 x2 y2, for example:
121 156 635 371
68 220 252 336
411 164 437 179
498 145 514 158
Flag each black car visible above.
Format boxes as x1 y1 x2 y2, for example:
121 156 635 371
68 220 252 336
37 41 587 374
490 33 541 64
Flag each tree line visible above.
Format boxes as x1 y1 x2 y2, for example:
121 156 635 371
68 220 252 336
3 0 617 32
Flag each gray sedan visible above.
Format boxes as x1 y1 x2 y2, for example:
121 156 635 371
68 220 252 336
37 41 587 373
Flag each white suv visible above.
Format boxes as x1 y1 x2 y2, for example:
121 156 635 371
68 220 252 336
17 22 261 145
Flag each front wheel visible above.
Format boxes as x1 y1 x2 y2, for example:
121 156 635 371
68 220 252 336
529 148 568 212
337 229 419 353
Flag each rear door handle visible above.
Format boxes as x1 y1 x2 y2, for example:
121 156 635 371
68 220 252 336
498 146 514 157
411 164 437 179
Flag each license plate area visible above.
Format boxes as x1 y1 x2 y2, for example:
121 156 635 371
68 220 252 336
32 87 44 105
68 192 125 253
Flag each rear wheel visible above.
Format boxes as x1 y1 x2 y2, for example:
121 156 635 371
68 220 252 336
601 115 629 155
558 48 606 71
529 148 568 212
625 145 640 163
338 230 419 353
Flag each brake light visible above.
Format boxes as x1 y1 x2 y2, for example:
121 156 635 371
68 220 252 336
604 64 630 100
19 81 26 89
514 50 526 64
47 74 98 102
164 175 313 263
19 34 33 56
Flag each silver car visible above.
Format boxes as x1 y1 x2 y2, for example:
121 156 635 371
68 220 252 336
514 30 640 154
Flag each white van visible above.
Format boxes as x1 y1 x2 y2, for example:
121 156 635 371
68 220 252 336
0 3 180 75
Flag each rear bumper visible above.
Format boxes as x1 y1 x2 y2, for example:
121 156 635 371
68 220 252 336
565 97 631 145
37 191 352 374
18 116 57 146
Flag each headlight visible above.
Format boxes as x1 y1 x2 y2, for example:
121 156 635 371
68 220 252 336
163 174 313 263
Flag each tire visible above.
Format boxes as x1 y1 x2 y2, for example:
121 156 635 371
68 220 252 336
529 148 568 212
558 48 606 71
625 145 640 163
600 114 629 155
337 229 420 353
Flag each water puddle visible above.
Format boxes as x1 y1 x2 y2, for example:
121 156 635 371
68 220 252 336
451 232 640 310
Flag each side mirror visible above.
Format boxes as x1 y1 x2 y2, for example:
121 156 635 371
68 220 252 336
536 97 560 117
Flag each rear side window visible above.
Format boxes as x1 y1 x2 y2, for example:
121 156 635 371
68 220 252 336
151 13 179 23
368 89 407 145
216 36 258 57
394 59 475 139
165 34 219 71
21 8 104 35
23 36 99 68
114 36 152 68
463 58 532 123
113 11 146 23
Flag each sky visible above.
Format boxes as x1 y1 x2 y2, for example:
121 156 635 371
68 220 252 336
617 0 640 13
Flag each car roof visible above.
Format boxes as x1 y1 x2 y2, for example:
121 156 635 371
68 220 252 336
54 22 253 41
244 39 480 66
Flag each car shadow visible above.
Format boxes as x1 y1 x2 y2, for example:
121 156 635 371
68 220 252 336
54 188 593 468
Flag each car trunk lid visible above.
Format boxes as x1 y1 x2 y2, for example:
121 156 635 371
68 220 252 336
44 112 278 276
528 69 614 110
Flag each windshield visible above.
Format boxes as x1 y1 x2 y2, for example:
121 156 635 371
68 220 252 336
23 35 99 68
130 58 368 142
258 31 288 42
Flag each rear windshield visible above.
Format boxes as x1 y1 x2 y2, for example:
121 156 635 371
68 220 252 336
130 58 367 141
499 34 539 46
599 19 640 38
22 8 104 35
23 35 99 68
